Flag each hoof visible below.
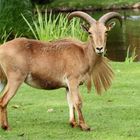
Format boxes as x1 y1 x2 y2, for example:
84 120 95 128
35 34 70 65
79 123 91 131
1 125 11 131
70 121 77 128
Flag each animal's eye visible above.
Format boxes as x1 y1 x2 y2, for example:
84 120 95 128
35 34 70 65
105 31 108 36
88 31 92 35
105 31 108 34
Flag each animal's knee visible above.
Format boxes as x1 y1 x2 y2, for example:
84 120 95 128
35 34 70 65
73 97 82 109
0 98 6 108
0 98 2 106
0 101 3 108
77 101 82 108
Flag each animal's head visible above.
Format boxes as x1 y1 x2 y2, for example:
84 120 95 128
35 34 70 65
68 11 122 55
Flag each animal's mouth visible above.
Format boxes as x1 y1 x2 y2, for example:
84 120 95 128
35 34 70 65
95 50 104 55
97 52 104 57
97 52 103 55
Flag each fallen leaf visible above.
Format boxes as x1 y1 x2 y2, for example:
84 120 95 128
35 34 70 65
47 108 54 112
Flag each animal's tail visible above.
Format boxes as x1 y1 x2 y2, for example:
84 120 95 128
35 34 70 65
86 57 114 94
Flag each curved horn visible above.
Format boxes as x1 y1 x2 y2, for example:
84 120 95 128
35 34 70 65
68 11 96 25
99 12 122 26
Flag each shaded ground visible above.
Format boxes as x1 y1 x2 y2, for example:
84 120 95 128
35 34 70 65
39 0 140 11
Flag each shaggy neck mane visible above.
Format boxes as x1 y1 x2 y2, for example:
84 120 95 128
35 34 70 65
92 57 114 94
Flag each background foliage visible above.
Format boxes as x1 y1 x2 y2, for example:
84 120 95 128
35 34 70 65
0 0 33 42
23 8 87 41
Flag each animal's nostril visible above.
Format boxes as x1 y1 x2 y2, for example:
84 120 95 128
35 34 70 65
96 47 103 51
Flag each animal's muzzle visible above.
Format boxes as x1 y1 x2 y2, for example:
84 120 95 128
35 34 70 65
95 47 104 54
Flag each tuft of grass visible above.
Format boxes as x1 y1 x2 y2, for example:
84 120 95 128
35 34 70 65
125 46 137 63
0 29 19 44
23 8 87 41
0 31 11 44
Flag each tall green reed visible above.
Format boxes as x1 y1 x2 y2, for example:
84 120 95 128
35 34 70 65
125 46 137 63
23 8 87 41
0 30 19 44
0 31 11 44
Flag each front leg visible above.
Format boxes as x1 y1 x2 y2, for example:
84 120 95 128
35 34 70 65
66 88 77 127
66 78 90 131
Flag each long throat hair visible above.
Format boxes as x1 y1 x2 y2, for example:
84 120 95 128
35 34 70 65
86 56 114 94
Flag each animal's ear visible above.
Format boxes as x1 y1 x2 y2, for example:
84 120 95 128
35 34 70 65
106 22 116 31
81 24 89 33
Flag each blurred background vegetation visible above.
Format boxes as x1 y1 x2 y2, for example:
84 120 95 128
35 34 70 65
0 0 33 41
0 0 139 42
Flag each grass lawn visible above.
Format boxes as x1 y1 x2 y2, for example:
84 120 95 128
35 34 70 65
0 62 140 140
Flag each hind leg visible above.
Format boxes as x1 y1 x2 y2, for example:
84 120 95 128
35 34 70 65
0 84 9 130
0 73 25 130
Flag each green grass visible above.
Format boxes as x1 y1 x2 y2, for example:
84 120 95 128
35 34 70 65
0 63 140 140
